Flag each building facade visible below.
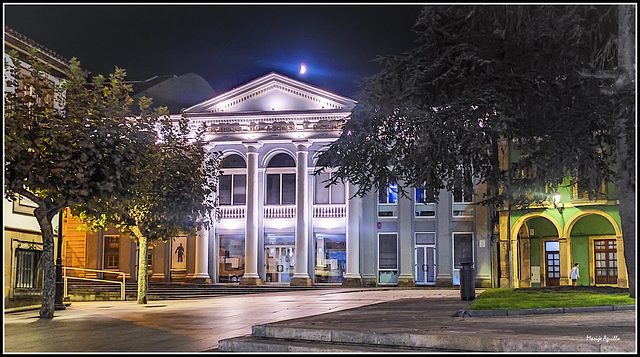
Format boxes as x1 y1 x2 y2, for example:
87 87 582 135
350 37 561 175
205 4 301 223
61 72 493 288
495 142 628 289
4 27 69 307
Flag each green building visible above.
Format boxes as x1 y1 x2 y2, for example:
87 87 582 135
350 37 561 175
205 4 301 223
495 142 627 288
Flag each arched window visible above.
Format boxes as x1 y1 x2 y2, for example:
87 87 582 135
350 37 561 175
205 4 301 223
266 153 296 205
219 154 246 205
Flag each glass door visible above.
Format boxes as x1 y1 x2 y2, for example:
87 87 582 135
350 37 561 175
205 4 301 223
595 239 617 285
415 246 436 285
545 241 560 286
264 245 294 283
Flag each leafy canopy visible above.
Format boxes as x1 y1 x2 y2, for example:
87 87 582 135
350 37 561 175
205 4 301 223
316 5 630 208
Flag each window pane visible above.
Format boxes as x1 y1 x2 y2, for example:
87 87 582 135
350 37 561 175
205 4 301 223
388 183 398 203
416 232 436 245
281 174 296 204
330 179 345 204
104 236 120 269
379 188 388 204
315 173 330 204
453 186 463 203
545 241 560 252
453 233 473 268
221 154 246 168
219 175 232 205
233 174 246 205
379 234 397 269
267 153 295 167
218 234 245 283
266 174 280 205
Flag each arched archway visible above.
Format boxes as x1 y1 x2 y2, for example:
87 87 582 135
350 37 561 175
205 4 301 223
509 212 563 288
563 209 626 288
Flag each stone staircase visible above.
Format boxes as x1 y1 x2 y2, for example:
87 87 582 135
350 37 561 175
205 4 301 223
217 325 462 352
65 281 341 301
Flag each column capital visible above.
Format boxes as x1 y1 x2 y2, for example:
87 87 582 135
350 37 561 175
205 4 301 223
293 140 312 152
243 141 263 152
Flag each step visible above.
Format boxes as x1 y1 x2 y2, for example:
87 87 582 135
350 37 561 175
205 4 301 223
217 335 460 352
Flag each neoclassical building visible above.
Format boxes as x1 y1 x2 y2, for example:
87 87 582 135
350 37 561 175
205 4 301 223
182 72 493 287
60 72 494 288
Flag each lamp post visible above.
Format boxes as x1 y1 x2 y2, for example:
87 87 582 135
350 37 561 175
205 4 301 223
54 209 66 310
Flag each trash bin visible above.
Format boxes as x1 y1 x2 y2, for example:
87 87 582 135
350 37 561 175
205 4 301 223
460 261 475 301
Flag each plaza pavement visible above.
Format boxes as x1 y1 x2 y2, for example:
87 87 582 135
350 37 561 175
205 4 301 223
3 287 636 353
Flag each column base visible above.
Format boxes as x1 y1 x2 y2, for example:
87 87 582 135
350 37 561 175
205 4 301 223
397 277 415 287
362 278 378 287
239 277 263 286
435 278 453 287
149 273 166 283
342 277 363 287
476 278 492 288
290 277 314 286
189 277 212 284
499 277 510 288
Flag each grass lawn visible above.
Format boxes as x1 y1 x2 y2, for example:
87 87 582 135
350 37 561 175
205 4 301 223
467 286 635 310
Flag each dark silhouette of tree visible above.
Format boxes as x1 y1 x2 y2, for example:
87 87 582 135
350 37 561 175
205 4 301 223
317 5 635 296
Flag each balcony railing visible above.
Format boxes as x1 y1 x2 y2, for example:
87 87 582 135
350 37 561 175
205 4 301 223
219 204 348 220
219 205 246 219
264 205 296 219
313 204 346 218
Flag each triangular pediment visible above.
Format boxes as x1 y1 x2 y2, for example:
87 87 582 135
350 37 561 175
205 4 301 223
185 72 356 114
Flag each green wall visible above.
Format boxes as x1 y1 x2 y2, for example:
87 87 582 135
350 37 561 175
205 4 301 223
570 236 590 286
530 238 540 288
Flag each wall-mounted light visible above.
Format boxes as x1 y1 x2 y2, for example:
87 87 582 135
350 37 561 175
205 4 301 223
553 192 564 214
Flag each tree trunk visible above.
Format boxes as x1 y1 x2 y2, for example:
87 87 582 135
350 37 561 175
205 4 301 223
616 4 635 299
618 173 635 298
34 206 56 319
137 234 149 304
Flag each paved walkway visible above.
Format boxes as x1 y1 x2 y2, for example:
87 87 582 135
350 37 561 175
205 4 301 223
4 288 636 353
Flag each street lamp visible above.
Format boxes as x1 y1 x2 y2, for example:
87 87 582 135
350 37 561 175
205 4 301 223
553 192 564 214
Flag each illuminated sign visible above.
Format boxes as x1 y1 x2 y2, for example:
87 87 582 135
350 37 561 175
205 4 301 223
206 120 344 134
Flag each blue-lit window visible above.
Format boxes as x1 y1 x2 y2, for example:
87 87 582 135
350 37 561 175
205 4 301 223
379 183 398 204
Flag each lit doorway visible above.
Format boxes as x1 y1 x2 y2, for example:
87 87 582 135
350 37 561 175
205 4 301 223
545 241 560 286
264 245 294 283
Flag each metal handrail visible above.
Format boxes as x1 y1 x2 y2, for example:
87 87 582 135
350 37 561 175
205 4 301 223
63 267 126 300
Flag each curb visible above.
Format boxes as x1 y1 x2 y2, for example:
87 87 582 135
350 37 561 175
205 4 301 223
458 304 636 317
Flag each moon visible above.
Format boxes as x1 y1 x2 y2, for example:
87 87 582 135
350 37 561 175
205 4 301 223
299 63 307 74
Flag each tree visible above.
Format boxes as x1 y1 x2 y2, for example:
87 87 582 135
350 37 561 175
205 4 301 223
74 102 221 304
316 5 635 296
5 51 148 318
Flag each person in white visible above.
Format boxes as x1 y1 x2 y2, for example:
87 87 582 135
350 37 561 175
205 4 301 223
570 262 580 286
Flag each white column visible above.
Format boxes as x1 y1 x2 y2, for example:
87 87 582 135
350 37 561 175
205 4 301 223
397 185 415 286
240 143 262 285
291 141 313 286
343 181 362 286
191 225 211 282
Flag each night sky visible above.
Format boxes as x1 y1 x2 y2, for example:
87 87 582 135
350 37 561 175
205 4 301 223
4 4 425 99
